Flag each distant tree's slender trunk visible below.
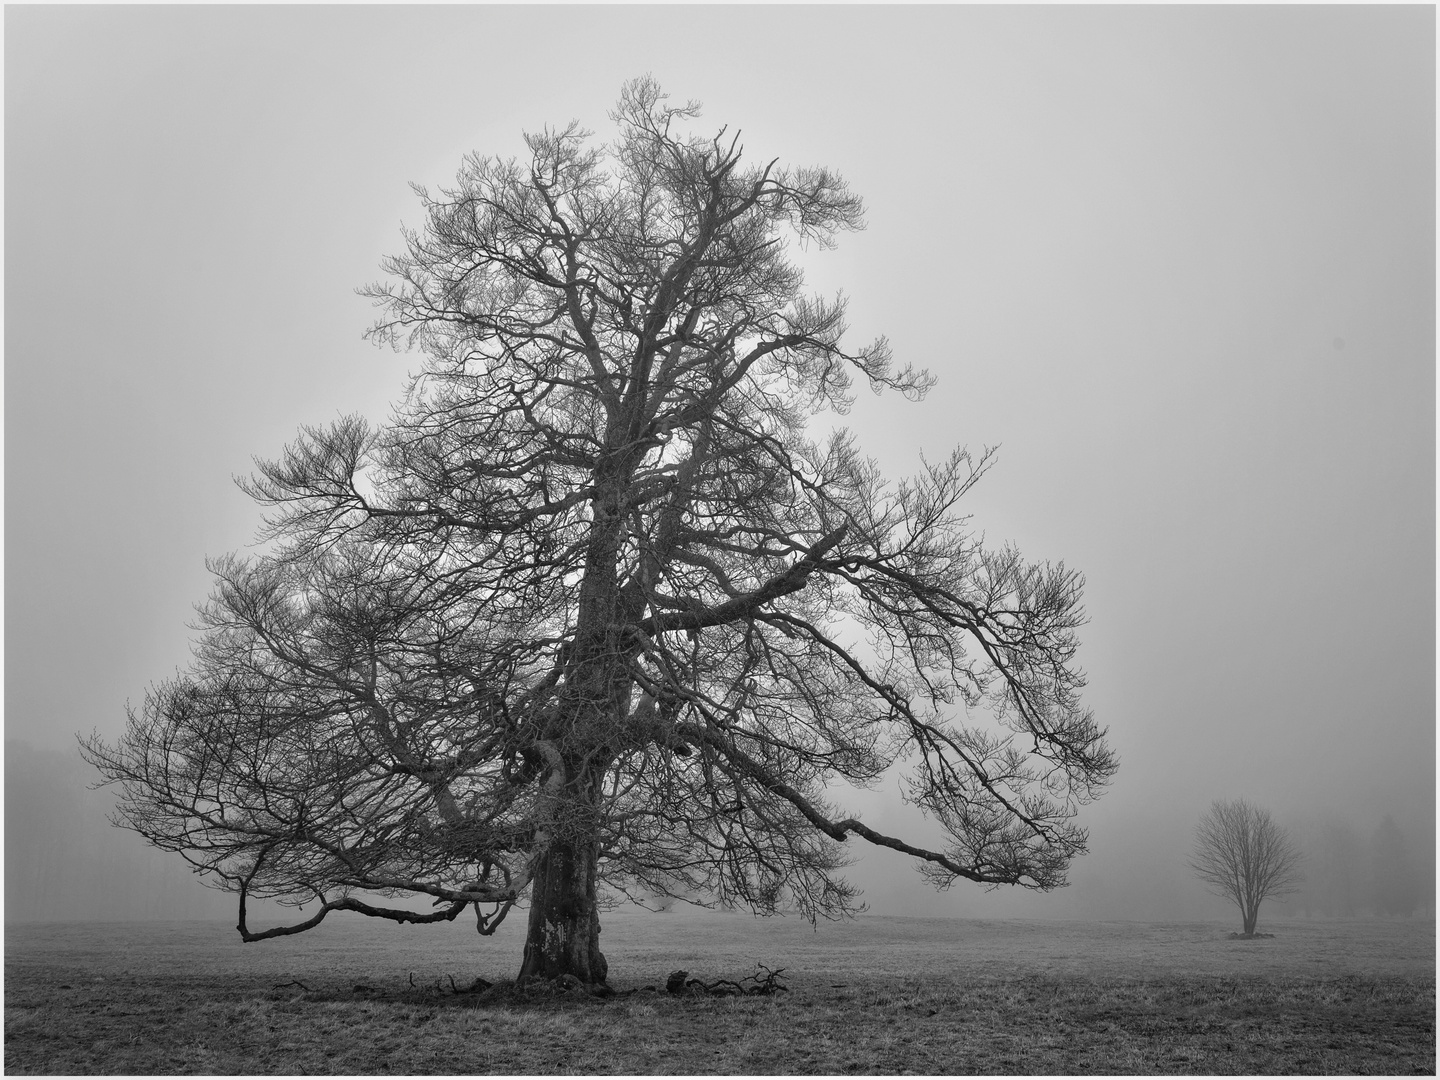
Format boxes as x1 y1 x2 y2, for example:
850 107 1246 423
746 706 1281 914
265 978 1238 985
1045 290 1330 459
1242 905 1259 936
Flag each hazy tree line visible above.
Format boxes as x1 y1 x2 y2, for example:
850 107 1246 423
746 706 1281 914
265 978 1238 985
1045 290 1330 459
1275 814 1434 920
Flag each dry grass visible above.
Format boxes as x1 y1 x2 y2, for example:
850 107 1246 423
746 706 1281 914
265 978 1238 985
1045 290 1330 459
6 910 1434 1074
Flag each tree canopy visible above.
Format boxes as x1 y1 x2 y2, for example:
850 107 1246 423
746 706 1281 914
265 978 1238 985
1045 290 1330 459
1190 798 1302 935
83 79 1116 983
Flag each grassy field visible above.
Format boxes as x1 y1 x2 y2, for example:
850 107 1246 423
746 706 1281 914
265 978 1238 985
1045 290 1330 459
5 907 1434 1074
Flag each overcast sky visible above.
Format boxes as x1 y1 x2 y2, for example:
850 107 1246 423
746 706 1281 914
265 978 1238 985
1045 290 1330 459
6 5 1434 923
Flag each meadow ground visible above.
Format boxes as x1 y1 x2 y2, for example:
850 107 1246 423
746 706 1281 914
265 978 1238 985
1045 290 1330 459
5 908 1433 1074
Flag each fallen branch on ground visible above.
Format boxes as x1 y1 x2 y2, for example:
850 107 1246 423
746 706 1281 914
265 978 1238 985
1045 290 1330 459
666 965 789 996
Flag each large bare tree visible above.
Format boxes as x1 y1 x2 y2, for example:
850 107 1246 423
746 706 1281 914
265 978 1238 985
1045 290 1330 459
83 79 1117 985
1190 798 1302 935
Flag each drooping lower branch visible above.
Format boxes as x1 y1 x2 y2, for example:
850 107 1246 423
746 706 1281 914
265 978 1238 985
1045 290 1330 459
235 875 473 942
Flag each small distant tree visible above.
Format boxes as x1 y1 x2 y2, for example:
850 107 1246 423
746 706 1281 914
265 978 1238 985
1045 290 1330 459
1190 798 1303 935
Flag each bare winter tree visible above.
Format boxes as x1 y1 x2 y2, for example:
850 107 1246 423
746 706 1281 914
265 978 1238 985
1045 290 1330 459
1190 798 1302 936
82 79 1117 986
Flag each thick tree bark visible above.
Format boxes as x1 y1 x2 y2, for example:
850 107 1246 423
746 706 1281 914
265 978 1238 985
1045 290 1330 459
518 832 608 984
512 462 634 987
517 752 612 985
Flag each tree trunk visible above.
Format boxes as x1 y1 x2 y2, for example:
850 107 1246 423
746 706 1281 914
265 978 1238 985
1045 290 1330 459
518 753 610 986
521 470 630 986
1242 905 1258 936
518 834 607 984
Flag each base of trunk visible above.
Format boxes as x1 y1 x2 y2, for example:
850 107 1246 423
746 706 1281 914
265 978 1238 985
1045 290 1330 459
518 840 608 985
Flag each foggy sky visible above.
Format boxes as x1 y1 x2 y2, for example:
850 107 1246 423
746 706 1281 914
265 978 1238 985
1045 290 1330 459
6 6 1434 924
